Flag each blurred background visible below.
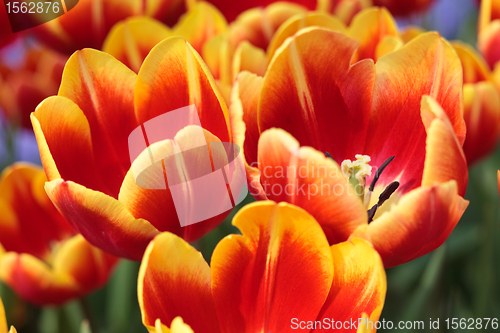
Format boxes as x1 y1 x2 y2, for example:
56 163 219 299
1 0 499 332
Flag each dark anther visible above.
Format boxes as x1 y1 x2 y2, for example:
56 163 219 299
325 151 333 160
368 156 395 192
367 181 399 223
368 204 378 223
378 181 399 206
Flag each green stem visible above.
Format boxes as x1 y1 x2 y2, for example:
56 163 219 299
79 298 97 333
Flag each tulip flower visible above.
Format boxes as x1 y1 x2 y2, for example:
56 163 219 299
266 7 400 63
328 0 372 24
452 42 500 165
0 43 66 129
231 27 468 267
0 297 17 333
478 0 500 68
30 0 143 54
0 163 118 305
103 2 227 73
32 36 234 260
372 0 437 16
138 201 386 333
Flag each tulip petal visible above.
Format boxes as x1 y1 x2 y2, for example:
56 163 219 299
478 20 500 69
348 7 399 62
0 236 117 306
103 17 173 73
479 0 500 32
138 233 220 333
52 235 119 294
59 49 139 197
366 180 468 267
232 41 267 80
229 71 266 200
400 26 425 43
315 238 386 330
0 252 78 305
497 170 500 199
229 71 263 166
0 296 7 333
44 179 159 261
0 163 74 259
462 82 500 165
420 96 468 196
266 12 346 62
135 36 230 144
211 201 334 333
331 0 371 25
259 27 375 163
148 317 195 333
257 129 367 243
452 42 491 84
229 3 306 50
173 2 228 53
365 32 465 194
145 0 187 26
32 0 142 53
119 126 231 242
202 34 232 85
32 96 108 194
374 36 403 61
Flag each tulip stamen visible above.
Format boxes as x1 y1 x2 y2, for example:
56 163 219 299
367 181 400 223
364 156 395 208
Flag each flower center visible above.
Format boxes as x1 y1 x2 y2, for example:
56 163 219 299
340 154 372 201
326 152 399 223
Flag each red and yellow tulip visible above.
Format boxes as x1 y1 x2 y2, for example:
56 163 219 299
478 0 500 69
0 163 118 306
138 201 386 333
231 27 468 267
0 43 67 129
31 36 233 260
453 42 500 165
0 297 16 333
102 2 227 73
30 0 143 54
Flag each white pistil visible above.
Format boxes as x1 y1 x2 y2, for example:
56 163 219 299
341 154 372 202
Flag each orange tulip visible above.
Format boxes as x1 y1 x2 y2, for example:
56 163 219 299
138 201 386 333
29 0 142 54
478 0 500 68
202 1 307 99
31 36 233 260
0 163 118 306
453 42 500 165
372 0 437 16
231 28 468 267
328 0 372 24
103 2 227 73
0 297 17 333
0 43 66 129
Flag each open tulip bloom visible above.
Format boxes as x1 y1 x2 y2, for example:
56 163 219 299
0 163 118 305
231 27 469 267
138 201 386 333
31 36 235 261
